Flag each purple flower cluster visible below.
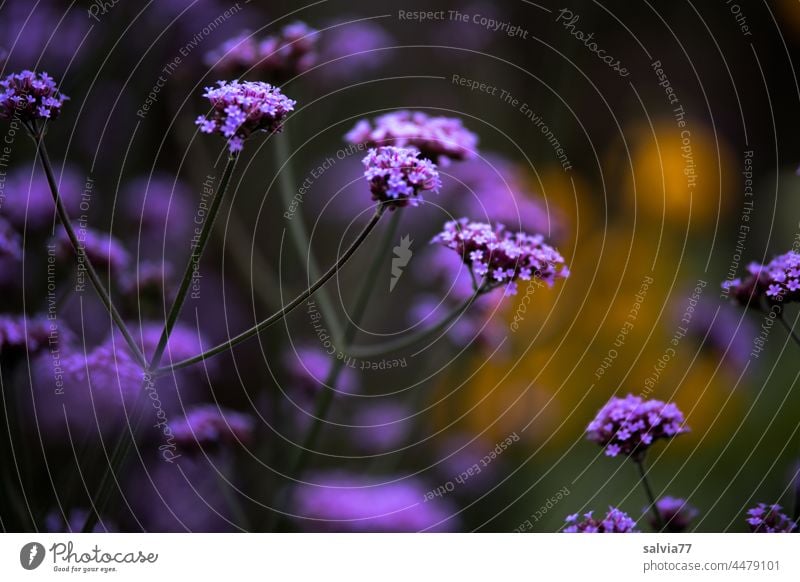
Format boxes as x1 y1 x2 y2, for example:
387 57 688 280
651 497 698 532
362 146 441 209
2 165 82 230
196 80 296 153
0 70 68 122
55 228 130 273
205 23 318 80
347 110 478 163
586 394 689 458
292 472 458 532
746 503 797 533
432 219 569 295
170 405 254 449
0 314 53 354
0 218 21 260
723 250 800 307
563 507 639 533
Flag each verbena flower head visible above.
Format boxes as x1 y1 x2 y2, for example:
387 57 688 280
586 394 689 459
431 218 569 296
258 21 319 80
3 165 82 230
55 228 130 273
0 70 68 123
347 110 478 163
746 503 798 533
170 405 254 449
204 23 319 81
362 146 441 209
291 472 458 532
0 218 21 260
195 80 296 153
0 314 55 355
722 250 800 307
563 507 638 533
651 497 698 532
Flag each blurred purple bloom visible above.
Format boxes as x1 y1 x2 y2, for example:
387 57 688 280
363 146 441 209
119 260 174 298
195 80 296 153
31 344 144 438
111 321 212 372
680 297 755 375
204 22 318 81
55 227 130 273
0 314 56 355
723 250 800 307
0 2 88 72
0 70 69 122
586 394 689 459
292 472 458 532
121 174 195 253
127 456 238 532
432 218 568 296
0 218 22 260
170 404 254 450
2 165 82 230
448 154 565 241
317 19 393 83
745 503 797 533
350 402 412 453
651 497 698 532
347 111 478 163
563 507 639 533
285 346 359 397
44 509 115 533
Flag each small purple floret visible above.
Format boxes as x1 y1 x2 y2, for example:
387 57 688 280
362 146 441 209
0 70 68 122
563 507 639 533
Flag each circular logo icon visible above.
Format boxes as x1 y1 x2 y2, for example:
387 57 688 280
19 542 45 570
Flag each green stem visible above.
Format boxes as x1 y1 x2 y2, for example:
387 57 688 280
275 130 342 340
149 153 239 370
153 205 387 376
345 285 486 360
269 210 403 531
29 127 146 368
635 457 664 531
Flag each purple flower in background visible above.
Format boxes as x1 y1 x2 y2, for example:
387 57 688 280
292 472 458 532
563 507 639 533
204 22 318 81
127 455 238 532
285 346 359 397
317 19 393 83
111 321 213 372
0 314 58 355
195 80 296 153
650 497 698 532
30 344 144 438
0 218 22 260
350 402 412 453
432 218 568 296
586 394 689 459
120 260 174 298
362 146 441 209
347 111 478 163
723 250 800 307
2 165 82 230
121 174 195 252
0 70 69 123
680 297 755 376
449 154 565 241
203 30 260 76
170 404 254 450
746 503 797 533
257 22 319 81
55 228 130 273
44 509 115 533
